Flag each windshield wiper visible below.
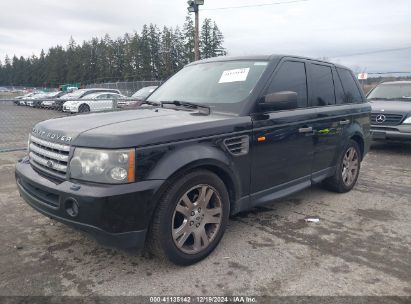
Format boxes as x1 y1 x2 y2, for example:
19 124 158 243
160 100 211 115
142 100 161 106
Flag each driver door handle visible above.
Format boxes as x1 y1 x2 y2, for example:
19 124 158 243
339 119 350 125
299 127 313 133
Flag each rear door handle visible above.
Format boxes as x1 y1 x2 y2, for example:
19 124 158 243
299 127 313 133
339 119 350 125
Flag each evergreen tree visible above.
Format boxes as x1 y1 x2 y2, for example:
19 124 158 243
182 15 195 63
148 24 161 79
139 25 152 80
0 18 226 86
200 18 213 59
211 22 226 57
66 36 81 83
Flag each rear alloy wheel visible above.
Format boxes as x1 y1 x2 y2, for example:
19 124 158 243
147 170 229 265
341 147 359 187
323 139 361 193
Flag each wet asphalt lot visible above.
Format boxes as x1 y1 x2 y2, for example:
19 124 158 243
0 106 410 296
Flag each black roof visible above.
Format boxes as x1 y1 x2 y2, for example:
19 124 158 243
187 54 349 69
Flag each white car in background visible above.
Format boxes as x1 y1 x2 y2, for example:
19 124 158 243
63 92 126 113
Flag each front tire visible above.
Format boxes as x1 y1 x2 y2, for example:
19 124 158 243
147 170 230 265
323 139 361 193
78 104 90 113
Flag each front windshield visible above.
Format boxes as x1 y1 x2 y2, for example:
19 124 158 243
62 90 87 99
82 93 102 99
147 60 268 112
368 83 411 101
47 91 61 97
132 86 157 98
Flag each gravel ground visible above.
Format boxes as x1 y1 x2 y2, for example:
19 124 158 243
0 141 410 297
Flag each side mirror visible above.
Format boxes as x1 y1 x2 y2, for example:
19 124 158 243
260 91 298 111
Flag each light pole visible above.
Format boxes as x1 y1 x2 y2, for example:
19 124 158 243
187 0 204 61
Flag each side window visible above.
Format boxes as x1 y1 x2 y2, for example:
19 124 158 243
97 94 108 99
337 68 363 103
332 68 345 104
310 64 335 106
266 61 308 108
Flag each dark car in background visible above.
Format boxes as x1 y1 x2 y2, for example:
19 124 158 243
26 91 68 108
117 86 158 109
367 81 411 141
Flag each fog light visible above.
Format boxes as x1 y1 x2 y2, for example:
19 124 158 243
65 198 79 217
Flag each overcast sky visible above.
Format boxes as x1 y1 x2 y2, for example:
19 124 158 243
0 0 410 74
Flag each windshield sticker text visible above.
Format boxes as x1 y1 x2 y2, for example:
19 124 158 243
219 68 250 83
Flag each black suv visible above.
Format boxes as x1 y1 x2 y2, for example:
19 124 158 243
15 55 371 265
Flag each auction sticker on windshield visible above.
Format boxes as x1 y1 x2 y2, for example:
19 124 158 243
219 68 250 83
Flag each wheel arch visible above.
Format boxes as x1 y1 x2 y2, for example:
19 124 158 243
350 134 364 160
345 121 366 160
146 144 241 219
79 103 90 111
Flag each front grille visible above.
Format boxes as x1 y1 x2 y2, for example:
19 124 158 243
371 113 404 126
29 135 70 178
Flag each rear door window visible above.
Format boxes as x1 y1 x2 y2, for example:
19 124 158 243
309 64 335 106
332 68 345 104
337 68 363 103
266 61 308 108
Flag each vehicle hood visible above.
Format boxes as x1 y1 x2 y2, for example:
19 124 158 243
369 99 411 114
31 108 251 148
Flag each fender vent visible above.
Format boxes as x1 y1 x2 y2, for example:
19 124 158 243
224 135 249 156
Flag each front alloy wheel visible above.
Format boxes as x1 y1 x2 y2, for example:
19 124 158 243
172 185 223 254
147 170 229 265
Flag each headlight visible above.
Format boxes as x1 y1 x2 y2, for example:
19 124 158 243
403 116 411 124
69 148 135 184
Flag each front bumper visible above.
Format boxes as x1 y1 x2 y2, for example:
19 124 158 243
15 158 164 249
371 124 411 141
63 105 78 113
42 101 55 108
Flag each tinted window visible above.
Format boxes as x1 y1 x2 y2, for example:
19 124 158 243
332 68 345 104
310 64 335 106
337 68 363 103
266 61 307 108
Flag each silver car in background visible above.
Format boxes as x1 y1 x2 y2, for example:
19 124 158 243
368 81 411 141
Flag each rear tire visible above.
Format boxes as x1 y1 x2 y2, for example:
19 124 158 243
147 170 230 266
323 139 361 193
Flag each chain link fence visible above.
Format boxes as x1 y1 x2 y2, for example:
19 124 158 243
0 81 164 152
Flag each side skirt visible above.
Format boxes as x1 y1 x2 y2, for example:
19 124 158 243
231 167 336 215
